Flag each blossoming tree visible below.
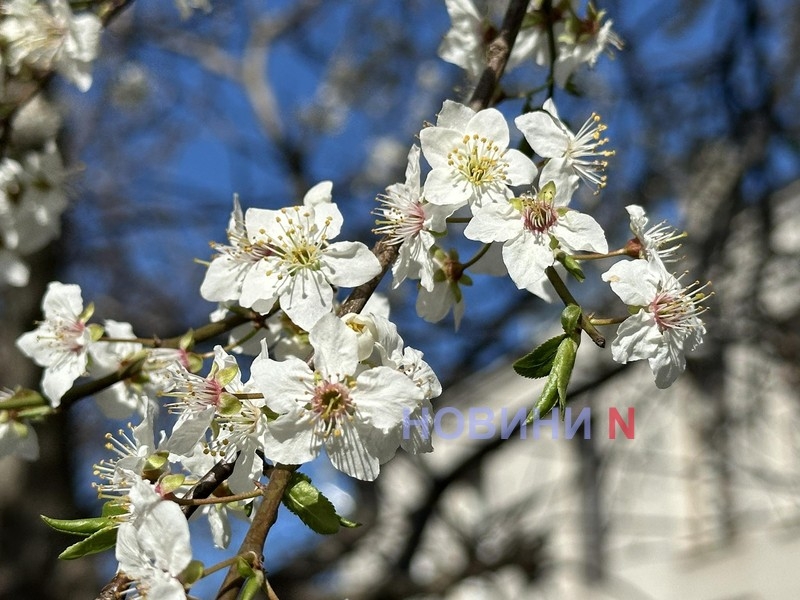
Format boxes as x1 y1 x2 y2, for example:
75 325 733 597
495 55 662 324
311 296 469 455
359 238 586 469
1 0 754 598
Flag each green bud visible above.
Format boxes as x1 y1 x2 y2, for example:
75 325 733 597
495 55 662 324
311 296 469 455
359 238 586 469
180 560 206 586
560 305 582 335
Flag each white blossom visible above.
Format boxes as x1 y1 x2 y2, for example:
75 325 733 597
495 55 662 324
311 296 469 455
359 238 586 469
374 145 453 291
464 182 607 297
437 0 550 79
624 204 684 267
415 248 470 330
115 477 192 600
251 313 424 481
602 259 708 388
16 281 99 405
420 100 537 212
238 198 381 330
515 98 613 193
0 0 102 92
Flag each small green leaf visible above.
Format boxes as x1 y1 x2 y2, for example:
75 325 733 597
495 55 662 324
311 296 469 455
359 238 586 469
41 515 114 537
527 370 560 423
282 473 341 535
513 335 567 379
216 365 240 388
58 526 117 560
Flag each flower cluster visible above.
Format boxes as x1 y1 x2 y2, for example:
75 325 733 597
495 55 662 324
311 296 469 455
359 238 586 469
0 0 101 92
602 206 708 388
439 0 623 87
3 2 713 596
377 97 613 323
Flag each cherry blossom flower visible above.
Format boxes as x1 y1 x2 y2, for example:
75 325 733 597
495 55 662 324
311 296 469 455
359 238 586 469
115 477 192 600
235 191 381 330
438 0 549 79
415 247 471 329
0 0 102 92
251 313 424 481
164 346 242 456
373 145 453 291
624 204 684 267
464 182 607 297
554 3 623 86
602 259 708 388
420 100 537 212
515 98 613 193
16 281 101 405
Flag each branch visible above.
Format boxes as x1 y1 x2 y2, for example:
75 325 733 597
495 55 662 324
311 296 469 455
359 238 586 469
215 464 296 600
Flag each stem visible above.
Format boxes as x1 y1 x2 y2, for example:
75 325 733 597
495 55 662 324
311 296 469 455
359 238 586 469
202 552 258 578
59 311 256 411
543 0 557 99
461 243 492 270
570 248 630 261
446 216 471 224
172 488 264 506
544 266 605 347
589 316 627 326
214 464 296 600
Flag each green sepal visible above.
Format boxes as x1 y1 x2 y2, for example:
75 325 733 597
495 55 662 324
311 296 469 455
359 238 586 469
57 526 117 560
180 559 205 586
218 393 242 416
142 451 168 473
538 181 556 203
240 572 265 600
179 330 195 351
282 472 341 535
78 302 95 323
159 474 186 495
560 305 582 336
216 365 240 388
557 251 585 282
261 405 280 421
513 335 566 379
460 272 473 286
87 323 105 342
186 352 204 374
41 514 114 537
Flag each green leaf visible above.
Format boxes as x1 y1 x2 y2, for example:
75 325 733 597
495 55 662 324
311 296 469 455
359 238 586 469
513 335 566 379
58 526 117 560
282 473 341 535
41 514 114 537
